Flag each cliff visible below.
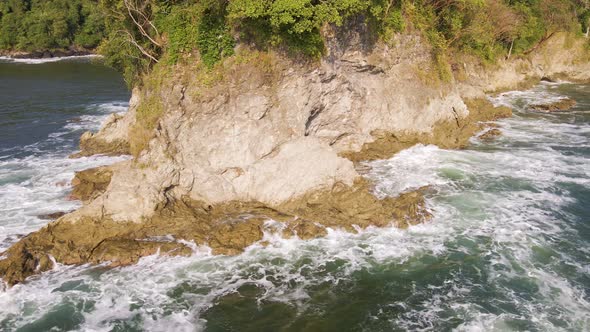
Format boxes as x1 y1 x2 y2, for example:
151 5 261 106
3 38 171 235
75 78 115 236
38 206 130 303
1 28 589 285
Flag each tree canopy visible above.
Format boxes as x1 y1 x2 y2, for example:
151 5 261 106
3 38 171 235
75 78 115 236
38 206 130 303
2 0 589 84
0 0 105 51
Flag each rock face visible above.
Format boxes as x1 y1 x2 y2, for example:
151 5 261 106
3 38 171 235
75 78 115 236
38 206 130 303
1 29 590 285
70 91 139 157
70 166 113 202
530 98 577 112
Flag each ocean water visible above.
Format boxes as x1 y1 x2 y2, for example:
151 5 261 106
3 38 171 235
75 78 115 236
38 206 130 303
0 59 588 332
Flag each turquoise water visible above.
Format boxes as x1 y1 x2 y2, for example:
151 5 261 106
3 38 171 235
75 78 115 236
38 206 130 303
0 59 588 331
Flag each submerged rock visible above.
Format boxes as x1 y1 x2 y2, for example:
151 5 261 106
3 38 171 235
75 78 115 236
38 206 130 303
530 98 577 112
478 128 502 140
37 211 69 220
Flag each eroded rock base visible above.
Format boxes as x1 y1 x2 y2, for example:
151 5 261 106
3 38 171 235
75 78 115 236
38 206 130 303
0 181 430 286
341 98 512 162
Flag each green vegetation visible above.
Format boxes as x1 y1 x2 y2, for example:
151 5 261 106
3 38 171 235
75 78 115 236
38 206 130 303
2 0 589 83
94 0 590 84
0 0 104 51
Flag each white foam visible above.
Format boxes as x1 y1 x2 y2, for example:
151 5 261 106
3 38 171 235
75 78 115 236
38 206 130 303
0 102 130 250
64 103 129 132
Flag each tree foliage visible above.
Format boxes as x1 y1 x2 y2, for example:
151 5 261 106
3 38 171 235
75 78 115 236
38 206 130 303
2 0 589 84
0 0 105 51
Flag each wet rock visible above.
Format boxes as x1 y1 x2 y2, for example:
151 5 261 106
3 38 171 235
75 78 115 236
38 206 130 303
279 180 431 231
37 212 69 220
70 166 113 202
0 182 430 286
530 98 577 112
478 128 502 140
342 98 513 162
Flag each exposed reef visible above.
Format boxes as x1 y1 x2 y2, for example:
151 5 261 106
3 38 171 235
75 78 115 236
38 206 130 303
0 181 430 286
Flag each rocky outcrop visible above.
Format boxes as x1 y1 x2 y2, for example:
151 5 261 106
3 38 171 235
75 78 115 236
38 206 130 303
70 166 113 202
459 35 590 94
0 181 430 286
530 98 577 112
2 29 590 285
478 128 502 140
70 91 139 157
341 99 512 161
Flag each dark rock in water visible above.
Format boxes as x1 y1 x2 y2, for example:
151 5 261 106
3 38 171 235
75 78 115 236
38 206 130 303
478 128 502 140
530 98 577 113
540 76 557 83
37 212 69 220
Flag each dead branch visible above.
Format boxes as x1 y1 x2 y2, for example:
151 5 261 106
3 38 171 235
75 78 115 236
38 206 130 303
123 0 161 48
118 30 159 63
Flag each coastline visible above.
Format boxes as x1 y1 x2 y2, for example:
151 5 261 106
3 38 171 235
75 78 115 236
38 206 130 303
0 48 95 59
1 69 587 329
1 32 590 286
0 54 102 65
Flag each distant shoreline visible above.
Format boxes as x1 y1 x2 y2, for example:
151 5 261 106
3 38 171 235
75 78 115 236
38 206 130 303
0 48 95 60
0 52 102 65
